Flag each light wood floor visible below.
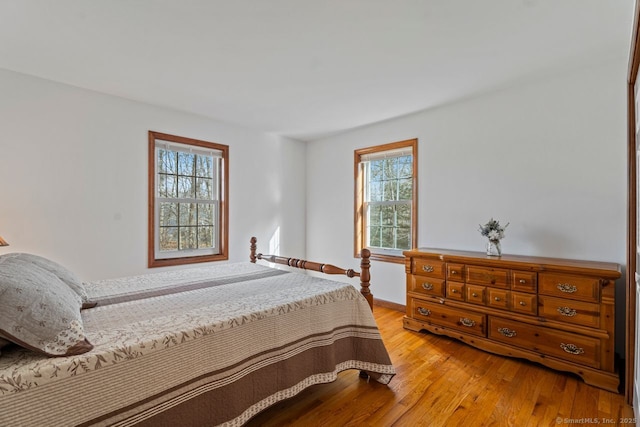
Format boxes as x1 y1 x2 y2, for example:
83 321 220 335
246 305 636 427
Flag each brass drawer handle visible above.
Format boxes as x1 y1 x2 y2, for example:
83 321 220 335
560 343 584 355
519 279 526 284
422 265 434 273
417 307 431 316
557 283 578 293
450 289 458 294
557 307 577 317
451 270 458 275
498 327 516 338
472 292 478 297
422 282 434 291
494 296 501 301
460 318 476 327
519 301 526 306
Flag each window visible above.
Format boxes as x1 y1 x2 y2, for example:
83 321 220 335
355 139 417 263
148 131 228 267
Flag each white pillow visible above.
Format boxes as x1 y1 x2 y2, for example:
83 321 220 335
1 253 96 309
0 256 93 356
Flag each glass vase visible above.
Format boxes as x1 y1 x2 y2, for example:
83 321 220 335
486 240 502 256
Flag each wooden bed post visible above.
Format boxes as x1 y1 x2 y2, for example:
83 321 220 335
359 248 373 310
250 237 374 311
250 236 257 263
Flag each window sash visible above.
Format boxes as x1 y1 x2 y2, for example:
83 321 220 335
154 144 221 259
364 200 412 252
361 153 413 253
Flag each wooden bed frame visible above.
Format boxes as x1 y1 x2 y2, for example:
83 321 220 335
249 236 373 310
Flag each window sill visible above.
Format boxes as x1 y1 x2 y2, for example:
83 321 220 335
358 252 405 264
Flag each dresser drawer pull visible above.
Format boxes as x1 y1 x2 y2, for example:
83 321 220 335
557 307 577 317
450 289 458 294
421 282 434 291
519 279 526 284
451 270 458 275
519 301 526 306
417 307 432 316
460 318 476 327
422 265 434 273
498 327 517 338
494 296 501 301
472 292 479 297
560 343 584 355
557 283 578 293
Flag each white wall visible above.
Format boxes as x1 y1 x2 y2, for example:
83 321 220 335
0 69 306 280
306 59 627 313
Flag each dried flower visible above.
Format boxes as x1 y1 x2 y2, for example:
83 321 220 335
479 218 509 242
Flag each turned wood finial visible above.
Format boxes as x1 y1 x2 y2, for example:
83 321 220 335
250 237 257 263
360 248 373 310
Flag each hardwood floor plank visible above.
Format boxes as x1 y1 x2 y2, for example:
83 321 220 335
246 306 634 427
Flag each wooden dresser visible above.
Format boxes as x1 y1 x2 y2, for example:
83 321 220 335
403 248 621 392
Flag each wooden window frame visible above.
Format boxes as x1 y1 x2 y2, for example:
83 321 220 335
148 131 229 268
354 138 418 264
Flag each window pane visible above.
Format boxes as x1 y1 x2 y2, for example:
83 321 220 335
381 227 394 248
369 181 383 202
178 176 195 198
196 178 213 200
381 205 395 226
159 202 178 227
196 155 213 178
179 227 197 250
178 152 195 176
368 204 381 226
198 226 214 249
198 204 214 225
397 227 411 249
159 227 178 251
158 149 177 174
158 174 177 198
398 178 412 201
397 204 411 228
384 179 398 201
369 226 381 247
370 160 383 182
397 156 412 178
179 203 197 226
383 158 398 180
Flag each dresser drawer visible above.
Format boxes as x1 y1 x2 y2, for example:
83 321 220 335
413 259 446 277
446 281 465 301
409 275 446 297
488 317 600 368
538 296 600 328
510 292 537 316
487 288 509 310
466 266 509 288
539 273 600 302
410 298 486 336
446 263 465 281
465 284 486 306
511 271 537 293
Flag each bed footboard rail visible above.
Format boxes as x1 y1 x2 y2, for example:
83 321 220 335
250 237 373 309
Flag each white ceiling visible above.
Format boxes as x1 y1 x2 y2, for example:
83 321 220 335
0 0 635 141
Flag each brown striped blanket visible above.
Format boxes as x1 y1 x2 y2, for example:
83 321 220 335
0 262 395 426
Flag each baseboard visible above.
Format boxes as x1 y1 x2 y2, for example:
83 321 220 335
373 298 405 312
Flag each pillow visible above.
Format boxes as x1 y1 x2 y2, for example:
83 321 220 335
0 256 93 356
0 253 96 309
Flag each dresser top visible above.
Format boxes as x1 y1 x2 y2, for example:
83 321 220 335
403 248 621 278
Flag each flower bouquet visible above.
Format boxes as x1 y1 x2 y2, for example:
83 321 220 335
478 218 509 256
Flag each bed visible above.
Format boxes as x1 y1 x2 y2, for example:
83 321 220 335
0 237 395 426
